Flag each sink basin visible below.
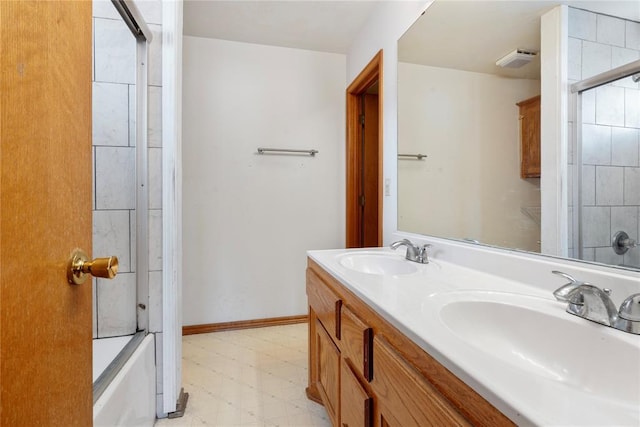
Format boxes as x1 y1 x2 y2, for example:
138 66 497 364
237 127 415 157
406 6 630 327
338 252 418 276
439 293 640 404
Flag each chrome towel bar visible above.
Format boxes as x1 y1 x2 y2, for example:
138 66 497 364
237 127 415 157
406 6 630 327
398 153 427 160
257 147 318 156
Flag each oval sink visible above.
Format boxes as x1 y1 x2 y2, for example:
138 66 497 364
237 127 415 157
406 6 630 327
439 295 640 404
339 252 418 276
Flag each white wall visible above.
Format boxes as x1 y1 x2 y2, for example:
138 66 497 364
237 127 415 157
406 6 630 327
160 0 183 416
540 6 569 258
182 37 345 325
398 63 541 251
346 1 431 245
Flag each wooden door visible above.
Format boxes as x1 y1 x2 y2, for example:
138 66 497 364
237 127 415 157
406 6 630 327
346 51 383 248
0 1 93 425
362 94 379 247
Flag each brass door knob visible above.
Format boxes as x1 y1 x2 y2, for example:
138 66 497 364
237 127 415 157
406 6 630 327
67 249 118 285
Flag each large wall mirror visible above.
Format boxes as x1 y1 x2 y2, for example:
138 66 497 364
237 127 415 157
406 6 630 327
398 0 640 271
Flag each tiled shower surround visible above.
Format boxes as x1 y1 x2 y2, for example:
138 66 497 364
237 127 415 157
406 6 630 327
568 7 640 268
93 1 138 339
92 0 167 415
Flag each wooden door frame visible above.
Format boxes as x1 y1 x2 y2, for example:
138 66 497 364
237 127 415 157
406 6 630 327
346 50 383 248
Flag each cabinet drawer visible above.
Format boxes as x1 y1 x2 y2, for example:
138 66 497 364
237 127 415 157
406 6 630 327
307 268 342 340
341 358 372 427
372 336 469 427
341 306 373 381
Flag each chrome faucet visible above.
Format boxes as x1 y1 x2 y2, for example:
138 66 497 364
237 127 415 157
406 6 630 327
552 271 640 334
564 284 618 327
551 270 590 301
390 239 431 264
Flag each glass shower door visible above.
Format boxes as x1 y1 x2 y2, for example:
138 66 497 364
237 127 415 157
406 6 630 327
93 1 139 339
572 63 640 269
92 0 151 399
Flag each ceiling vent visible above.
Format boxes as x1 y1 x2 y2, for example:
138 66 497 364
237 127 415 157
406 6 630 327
495 49 538 68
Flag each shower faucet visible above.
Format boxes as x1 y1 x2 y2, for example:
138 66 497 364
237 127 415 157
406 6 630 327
612 231 637 255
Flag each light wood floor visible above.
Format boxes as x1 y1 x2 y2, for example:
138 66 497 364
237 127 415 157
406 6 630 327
155 323 330 426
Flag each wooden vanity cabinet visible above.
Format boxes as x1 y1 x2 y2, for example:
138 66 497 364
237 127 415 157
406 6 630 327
517 95 541 179
306 258 515 427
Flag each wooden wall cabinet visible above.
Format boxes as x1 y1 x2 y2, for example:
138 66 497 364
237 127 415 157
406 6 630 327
306 258 515 427
517 95 541 179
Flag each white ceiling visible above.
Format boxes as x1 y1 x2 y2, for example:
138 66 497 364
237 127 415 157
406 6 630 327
399 1 550 79
399 0 640 79
183 0 639 73
183 0 380 54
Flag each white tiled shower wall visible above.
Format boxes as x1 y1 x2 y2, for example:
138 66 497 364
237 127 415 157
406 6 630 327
92 0 166 414
568 7 640 268
93 1 137 339
93 0 168 418
92 0 163 336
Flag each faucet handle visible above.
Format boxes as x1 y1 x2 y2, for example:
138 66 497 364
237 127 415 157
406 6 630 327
612 231 637 255
417 244 432 264
552 270 579 284
552 270 589 302
619 294 640 321
615 294 640 334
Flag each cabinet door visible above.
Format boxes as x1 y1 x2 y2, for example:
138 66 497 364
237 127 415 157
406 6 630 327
317 319 340 426
372 336 469 427
340 358 372 427
517 95 541 178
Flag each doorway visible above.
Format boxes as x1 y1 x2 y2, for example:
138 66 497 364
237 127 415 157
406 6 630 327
346 50 383 248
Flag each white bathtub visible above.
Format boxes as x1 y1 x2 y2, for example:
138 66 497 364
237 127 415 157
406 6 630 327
93 335 133 382
93 334 156 426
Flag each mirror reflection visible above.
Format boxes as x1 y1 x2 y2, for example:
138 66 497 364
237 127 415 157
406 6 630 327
398 0 640 270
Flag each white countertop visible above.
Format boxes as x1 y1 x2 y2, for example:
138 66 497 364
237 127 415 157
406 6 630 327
308 247 640 426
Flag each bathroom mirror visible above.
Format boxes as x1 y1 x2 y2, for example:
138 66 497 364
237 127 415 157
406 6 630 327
397 0 640 270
